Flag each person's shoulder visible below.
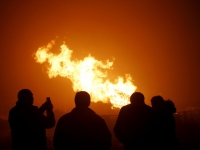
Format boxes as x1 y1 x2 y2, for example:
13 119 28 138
88 108 101 117
120 104 132 110
122 104 132 108
8 106 19 120
141 103 150 108
117 104 133 116
143 104 153 113
32 105 39 111
87 108 105 122
58 112 72 122
145 104 152 109
9 106 17 114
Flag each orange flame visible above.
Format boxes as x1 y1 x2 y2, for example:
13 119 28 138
34 40 137 108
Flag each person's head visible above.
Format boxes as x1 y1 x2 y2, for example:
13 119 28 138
17 89 34 105
151 95 165 111
130 92 145 105
75 91 90 107
164 100 176 114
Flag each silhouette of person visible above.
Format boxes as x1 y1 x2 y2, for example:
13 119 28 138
8 89 55 150
151 96 182 149
53 91 112 150
114 92 154 150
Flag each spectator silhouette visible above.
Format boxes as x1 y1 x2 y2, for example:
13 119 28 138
8 89 55 150
151 96 182 149
53 91 112 150
114 92 154 150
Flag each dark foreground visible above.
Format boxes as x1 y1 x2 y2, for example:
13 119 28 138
1 110 200 150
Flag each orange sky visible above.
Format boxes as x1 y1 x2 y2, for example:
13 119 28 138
0 0 200 117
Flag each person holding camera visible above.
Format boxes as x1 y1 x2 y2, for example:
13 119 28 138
8 89 55 150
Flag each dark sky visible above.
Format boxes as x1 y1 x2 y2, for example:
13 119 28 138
0 0 200 117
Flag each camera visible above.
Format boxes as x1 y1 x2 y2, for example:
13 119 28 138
46 97 51 103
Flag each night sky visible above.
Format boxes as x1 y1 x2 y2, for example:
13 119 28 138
0 0 200 117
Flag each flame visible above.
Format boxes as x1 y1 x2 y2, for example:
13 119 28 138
34 40 137 108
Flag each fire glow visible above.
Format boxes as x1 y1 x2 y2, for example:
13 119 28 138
34 40 137 108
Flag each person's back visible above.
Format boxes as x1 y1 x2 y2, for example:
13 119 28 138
53 91 111 150
8 89 55 150
9 104 46 150
114 92 154 150
151 96 181 149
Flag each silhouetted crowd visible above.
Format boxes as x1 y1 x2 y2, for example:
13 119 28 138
8 89 182 150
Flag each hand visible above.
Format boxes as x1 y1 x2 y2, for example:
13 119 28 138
39 101 53 111
38 102 48 113
46 102 53 111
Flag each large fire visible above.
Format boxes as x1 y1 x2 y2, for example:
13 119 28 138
34 40 137 108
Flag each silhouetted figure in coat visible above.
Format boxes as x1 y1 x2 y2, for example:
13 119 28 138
8 89 55 150
53 91 112 150
151 96 181 149
114 92 154 150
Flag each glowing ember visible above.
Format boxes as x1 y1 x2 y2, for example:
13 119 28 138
34 40 137 108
